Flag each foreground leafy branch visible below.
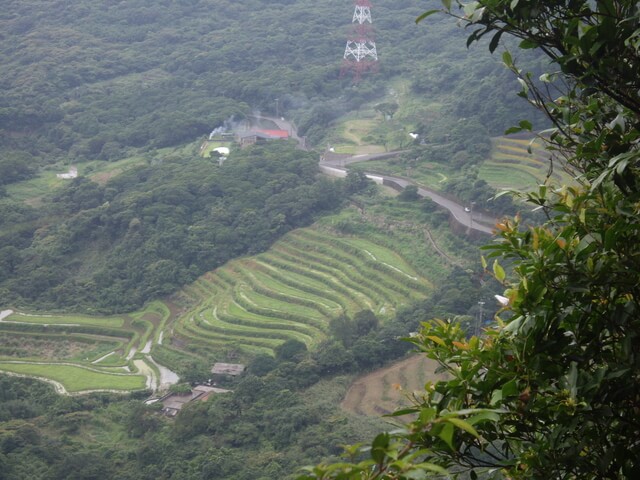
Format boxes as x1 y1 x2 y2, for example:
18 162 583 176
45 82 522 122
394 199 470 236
298 1 640 478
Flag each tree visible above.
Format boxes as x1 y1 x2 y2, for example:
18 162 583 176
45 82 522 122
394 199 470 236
398 185 419 201
344 170 373 194
374 102 399 120
298 2 640 479
354 309 379 336
329 314 357 347
275 339 308 362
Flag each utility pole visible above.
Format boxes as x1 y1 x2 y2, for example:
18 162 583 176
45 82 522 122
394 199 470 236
476 301 485 336
341 0 379 83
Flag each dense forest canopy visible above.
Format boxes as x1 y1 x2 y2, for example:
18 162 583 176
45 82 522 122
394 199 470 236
0 1 583 479
0 0 544 312
1 143 345 311
0 0 536 168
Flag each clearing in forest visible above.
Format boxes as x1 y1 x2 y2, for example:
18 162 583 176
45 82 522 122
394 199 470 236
341 355 448 417
479 135 574 191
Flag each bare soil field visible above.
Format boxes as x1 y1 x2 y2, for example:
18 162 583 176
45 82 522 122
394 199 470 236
341 355 447 417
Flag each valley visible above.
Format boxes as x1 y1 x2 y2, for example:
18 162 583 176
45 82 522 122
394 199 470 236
0 1 564 478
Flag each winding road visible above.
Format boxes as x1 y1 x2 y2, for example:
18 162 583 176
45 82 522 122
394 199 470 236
319 152 497 236
260 115 498 236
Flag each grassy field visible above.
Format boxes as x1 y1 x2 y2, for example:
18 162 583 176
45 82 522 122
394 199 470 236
5 140 202 205
6 155 147 205
326 79 424 155
4 312 125 328
0 362 147 393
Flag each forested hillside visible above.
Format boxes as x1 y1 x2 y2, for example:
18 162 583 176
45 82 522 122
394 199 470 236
0 0 541 312
0 2 550 479
1 144 345 311
1 0 536 169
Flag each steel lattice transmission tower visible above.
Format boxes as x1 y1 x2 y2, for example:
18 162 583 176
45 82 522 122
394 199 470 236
341 0 378 82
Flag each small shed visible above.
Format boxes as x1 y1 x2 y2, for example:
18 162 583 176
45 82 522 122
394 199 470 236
160 393 192 417
56 167 78 179
211 362 246 377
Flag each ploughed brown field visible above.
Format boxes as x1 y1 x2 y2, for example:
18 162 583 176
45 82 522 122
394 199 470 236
341 355 448 417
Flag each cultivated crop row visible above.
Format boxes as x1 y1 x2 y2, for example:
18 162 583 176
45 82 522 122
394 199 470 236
480 136 573 191
171 227 431 355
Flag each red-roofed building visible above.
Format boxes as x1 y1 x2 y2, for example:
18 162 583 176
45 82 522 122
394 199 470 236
237 129 290 148
256 129 289 138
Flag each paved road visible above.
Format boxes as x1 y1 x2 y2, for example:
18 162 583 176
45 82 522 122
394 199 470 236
259 115 497 236
320 152 496 236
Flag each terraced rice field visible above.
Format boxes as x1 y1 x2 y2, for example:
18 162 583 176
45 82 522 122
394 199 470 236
1 312 125 328
480 136 574 191
173 228 432 355
0 362 147 393
0 301 170 394
0 225 434 391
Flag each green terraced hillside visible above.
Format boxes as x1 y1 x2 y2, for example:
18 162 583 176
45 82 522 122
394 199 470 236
480 136 574 191
172 228 433 356
0 224 434 390
0 302 169 394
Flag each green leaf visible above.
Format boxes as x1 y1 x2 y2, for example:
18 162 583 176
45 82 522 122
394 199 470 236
464 3 485 23
446 417 480 438
505 125 524 134
438 422 455 450
371 432 390 463
467 411 501 425
502 50 513 67
389 408 419 417
416 463 450 475
426 335 446 346
415 10 440 24
565 362 578 399
419 407 437 423
519 38 539 49
404 469 428 480
517 77 529 94
493 260 506 282
501 379 518 398
489 30 504 53
518 120 533 131
539 72 553 83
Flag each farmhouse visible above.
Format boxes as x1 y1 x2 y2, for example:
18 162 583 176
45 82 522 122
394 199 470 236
160 385 231 417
